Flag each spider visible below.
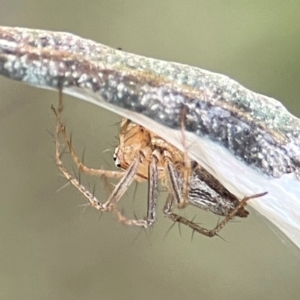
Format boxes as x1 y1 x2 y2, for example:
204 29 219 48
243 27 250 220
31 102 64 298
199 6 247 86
52 92 267 237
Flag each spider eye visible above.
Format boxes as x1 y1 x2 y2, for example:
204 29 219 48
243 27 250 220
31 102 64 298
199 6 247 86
116 163 121 168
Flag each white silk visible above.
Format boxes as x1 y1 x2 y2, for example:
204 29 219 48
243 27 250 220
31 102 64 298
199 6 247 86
51 86 300 250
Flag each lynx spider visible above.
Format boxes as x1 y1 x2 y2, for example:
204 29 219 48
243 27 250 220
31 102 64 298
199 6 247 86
52 91 267 237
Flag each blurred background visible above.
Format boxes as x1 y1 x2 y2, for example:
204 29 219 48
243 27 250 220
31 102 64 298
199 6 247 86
0 1 300 299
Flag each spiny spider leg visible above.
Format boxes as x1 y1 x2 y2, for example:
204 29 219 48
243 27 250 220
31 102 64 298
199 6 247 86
52 98 125 179
163 190 268 237
61 124 125 178
52 104 106 211
159 129 268 237
149 111 191 210
146 154 159 225
52 92 149 223
104 154 140 209
163 153 182 206
115 153 159 228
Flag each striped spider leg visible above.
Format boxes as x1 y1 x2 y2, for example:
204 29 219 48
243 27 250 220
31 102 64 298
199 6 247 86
51 93 150 226
114 118 267 237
